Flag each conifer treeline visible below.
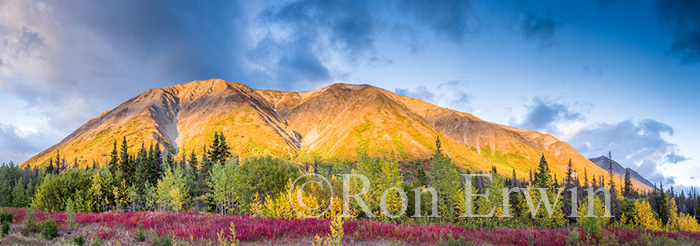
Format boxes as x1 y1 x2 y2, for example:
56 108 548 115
0 135 699 232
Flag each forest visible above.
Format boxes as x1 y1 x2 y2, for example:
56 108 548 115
1 133 699 245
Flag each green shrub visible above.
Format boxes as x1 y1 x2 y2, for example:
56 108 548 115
135 223 145 242
1 222 9 237
22 207 38 235
39 219 58 240
148 228 160 246
160 233 173 246
598 231 618 246
445 236 472 246
565 229 583 246
0 209 13 223
73 234 85 246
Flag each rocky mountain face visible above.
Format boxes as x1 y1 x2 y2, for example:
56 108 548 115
589 155 655 190
22 79 652 191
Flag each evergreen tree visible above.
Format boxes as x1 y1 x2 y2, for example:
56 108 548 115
623 169 633 198
199 147 214 193
164 153 175 171
218 134 231 162
119 137 133 185
11 178 25 207
607 152 621 221
428 137 465 223
185 151 200 198
534 155 553 189
154 143 163 178
521 155 566 228
45 159 55 175
208 132 232 166
657 182 670 226
563 159 577 222
475 171 510 227
188 151 199 175
108 140 119 174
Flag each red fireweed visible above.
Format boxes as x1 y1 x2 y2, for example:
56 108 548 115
2 208 699 245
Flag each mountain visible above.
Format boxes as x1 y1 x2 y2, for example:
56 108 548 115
21 79 652 191
589 155 655 190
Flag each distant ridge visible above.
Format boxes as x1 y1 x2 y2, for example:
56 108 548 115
22 79 653 191
589 155 655 190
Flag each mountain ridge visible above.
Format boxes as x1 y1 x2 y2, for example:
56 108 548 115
589 155 655 189
21 79 653 191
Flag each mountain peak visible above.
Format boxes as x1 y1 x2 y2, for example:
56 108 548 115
21 79 652 191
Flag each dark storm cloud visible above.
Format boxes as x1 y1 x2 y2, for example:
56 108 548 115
568 119 688 185
0 0 247 131
520 12 560 50
517 96 583 132
250 0 482 89
250 0 378 89
399 0 478 43
657 0 700 64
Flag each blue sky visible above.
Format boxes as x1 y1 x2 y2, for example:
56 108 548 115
0 0 698 187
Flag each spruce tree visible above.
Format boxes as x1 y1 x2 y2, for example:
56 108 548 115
186 151 200 198
109 140 119 174
428 137 464 222
563 159 577 222
657 182 670 226
607 152 621 221
624 169 633 198
45 159 54 175
218 134 231 162
534 155 553 189
208 132 231 166
199 147 213 184
208 132 221 164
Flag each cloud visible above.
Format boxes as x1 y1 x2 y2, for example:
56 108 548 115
395 86 435 101
247 0 384 89
657 0 700 64
399 0 478 43
0 0 248 132
0 123 46 164
567 119 688 185
516 96 586 133
520 11 560 50
666 153 689 163
395 81 473 112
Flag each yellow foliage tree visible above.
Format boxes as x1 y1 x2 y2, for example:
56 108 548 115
577 195 610 237
674 213 700 232
632 199 660 230
249 193 263 217
314 216 344 246
262 179 296 219
113 178 130 211
520 185 566 228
